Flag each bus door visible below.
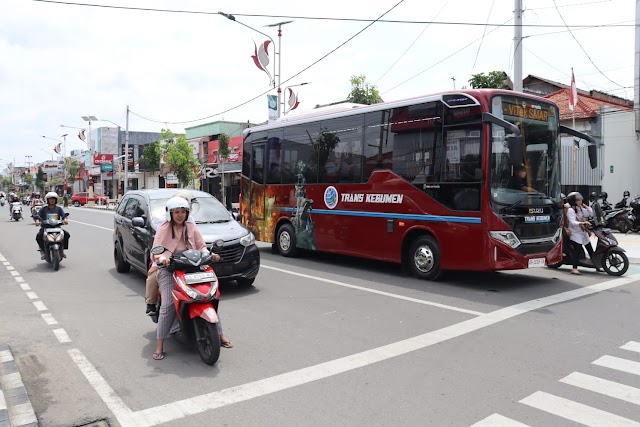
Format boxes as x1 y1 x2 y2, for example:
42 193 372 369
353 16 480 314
249 142 266 220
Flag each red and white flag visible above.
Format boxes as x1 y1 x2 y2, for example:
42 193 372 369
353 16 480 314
286 87 300 112
251 40 273 86
54 143 62 154
569 68 578 111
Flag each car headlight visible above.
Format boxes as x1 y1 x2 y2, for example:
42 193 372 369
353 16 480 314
240 232 255 247
552 227 562 244
490 231 521 248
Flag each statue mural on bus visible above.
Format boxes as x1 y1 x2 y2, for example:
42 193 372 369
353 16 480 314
291 160 317 250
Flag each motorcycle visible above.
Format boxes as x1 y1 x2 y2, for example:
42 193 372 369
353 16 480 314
628 195 640 232
10 202 23 221
550 204 629 276
603 207 633 234
0 197 5 207
149 246 222 365
31 203 45 222
36 213 69 271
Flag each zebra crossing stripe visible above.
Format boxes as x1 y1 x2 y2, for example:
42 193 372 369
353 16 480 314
621 341 640 354
471 413 531 426
560 372 640 406
520 391 640 426
593 355 640 377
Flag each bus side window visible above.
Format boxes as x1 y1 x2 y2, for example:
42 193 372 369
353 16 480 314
250 130 268 184
363 110 394 181
319 115 364 184
283 123 319 184
266 129 283 184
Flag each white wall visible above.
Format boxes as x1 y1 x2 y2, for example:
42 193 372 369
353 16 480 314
600 107 640 199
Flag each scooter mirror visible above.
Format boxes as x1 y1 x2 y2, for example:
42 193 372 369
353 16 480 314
150 246 166 255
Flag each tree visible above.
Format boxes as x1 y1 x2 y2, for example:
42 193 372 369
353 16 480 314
163 129 199 188
24 173 33 186
468 71 508 89
2 176 13 191
346 75 383 105
35 167 45 193
140 140 164 173
217 133 230 207
63 158 80 192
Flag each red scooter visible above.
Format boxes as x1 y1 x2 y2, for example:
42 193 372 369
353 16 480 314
150 246 221 365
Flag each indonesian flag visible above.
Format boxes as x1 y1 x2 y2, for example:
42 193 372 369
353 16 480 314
569 68 578 111
54 143 62 154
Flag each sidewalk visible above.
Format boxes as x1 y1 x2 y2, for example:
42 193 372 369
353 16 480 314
0 344 37 427
612 232 640 264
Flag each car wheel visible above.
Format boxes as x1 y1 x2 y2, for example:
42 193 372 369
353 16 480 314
407 235 442 281
236 278 255 287
114 242 130 273
73 201 80 207
276 223 298 257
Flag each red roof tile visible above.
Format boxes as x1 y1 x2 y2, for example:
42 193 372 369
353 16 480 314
545 88 631 120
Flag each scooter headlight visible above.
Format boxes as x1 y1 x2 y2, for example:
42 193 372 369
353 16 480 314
174 274 202 301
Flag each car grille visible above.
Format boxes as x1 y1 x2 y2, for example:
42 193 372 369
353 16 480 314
209 243 245 264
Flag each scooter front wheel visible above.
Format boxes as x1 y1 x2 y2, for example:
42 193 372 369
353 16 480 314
193 317 221 365
602 251 629 276
52 250 60 271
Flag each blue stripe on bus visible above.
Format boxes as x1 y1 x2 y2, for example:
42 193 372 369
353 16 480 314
277 207 481 224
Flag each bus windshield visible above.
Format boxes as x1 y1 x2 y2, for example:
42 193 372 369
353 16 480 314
489 95 561 205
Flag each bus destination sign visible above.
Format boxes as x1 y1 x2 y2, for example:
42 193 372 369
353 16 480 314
502 102 550 122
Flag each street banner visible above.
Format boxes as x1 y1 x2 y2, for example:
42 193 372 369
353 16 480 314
268 94 278 122
569 68 578 111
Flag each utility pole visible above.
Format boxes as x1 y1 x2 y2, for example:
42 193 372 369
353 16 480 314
265 20 293 117
124 105 130 195
635 0 639 134
513 0 523 92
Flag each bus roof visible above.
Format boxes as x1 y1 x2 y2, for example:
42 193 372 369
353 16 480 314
243 89 555 136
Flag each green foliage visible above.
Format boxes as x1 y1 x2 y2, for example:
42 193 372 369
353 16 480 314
218 133 230 161
468 71 508 89
140 140 164 172
2 176 13 190
346 75 383 105
24 173 33 185
35 167 45 192
63 158 80 189
163 129 198 187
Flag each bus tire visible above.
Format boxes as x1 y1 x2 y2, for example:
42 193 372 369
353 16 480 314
277 223 298 257
407 235 441 281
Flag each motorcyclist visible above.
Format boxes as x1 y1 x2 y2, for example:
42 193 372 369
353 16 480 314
35 192 70 260
566 191 602 275
8 192 19 218
615 190 631 209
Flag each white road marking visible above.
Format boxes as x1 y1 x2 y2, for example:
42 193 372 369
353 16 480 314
3 372 24 389
593 355 640 376
6 265 14 270
621 341 640 354
0 350 14 363
520 391 640 426
14 276 24 283
130 274 640 427
52 328 71 343
68 348 138 427
32 301 47 311
9 402 37 426
2 261 9 266
0 389 5 411
41 313 58 325
560 372 640 405
25 292 38 300
9 270 19 276
471 413 531 426
262 264 484 316
0 254 5 261
67 206 115 215
19 283 30 290
70 220 113 231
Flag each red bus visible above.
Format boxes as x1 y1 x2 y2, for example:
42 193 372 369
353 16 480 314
240 89 596 280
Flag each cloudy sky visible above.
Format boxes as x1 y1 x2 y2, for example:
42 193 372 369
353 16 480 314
0 0 635 167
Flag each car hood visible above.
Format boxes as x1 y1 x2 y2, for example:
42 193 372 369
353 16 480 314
196 220 249 243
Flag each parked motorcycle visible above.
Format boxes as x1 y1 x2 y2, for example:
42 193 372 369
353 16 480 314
603 207 633 234
628 195 640 232
36 213 69 271
10 202 23 221
614 191 631 209
550 204 629 276
149 246 222 365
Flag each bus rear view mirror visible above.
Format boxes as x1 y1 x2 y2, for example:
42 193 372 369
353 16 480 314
558 125 597 170
588 144 598 169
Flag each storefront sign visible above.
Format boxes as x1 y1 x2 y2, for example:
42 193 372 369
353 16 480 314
94 154 114 165
101 163 113 172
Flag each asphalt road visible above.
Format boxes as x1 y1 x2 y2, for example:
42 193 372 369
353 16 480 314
0 206 639 427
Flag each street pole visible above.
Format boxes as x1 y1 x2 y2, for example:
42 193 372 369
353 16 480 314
266 21 293 117
61 133 67 195
513 0 523 92
125 105 130 194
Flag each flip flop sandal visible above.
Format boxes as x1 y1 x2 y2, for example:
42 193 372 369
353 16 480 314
152 351 165 360
221 341 234 348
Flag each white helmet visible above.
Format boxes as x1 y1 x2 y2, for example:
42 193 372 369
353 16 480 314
45 192 58 202
166 196 190 220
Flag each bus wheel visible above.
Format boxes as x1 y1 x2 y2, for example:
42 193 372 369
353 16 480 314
277 223 298 257
408 236 441 281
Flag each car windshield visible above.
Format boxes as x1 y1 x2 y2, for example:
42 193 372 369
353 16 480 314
489 95 561 205
150 197 231 224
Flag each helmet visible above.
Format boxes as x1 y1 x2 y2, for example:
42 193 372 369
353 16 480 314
45 191 58 202
567 191 583 207
165 196 190 220
623 190 630 198
600 191 608 200
589 192 598 201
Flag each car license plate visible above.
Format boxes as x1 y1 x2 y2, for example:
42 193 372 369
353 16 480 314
524 215 550 223
528 258 546 268
184 272 215 284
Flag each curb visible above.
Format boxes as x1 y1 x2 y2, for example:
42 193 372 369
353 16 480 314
0 344 37 427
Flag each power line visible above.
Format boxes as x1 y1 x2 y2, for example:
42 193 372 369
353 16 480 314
468 0 496 80
31 1 638 28
552 0 625 88
527 0 616 10
129 0 406 125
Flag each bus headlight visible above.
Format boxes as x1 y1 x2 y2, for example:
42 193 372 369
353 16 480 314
552 227 562 244
490 231 521 248
240 232 255 247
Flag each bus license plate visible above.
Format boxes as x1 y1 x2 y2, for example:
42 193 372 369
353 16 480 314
528 258 546 268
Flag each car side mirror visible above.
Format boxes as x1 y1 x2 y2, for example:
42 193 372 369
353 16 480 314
132 217 145 228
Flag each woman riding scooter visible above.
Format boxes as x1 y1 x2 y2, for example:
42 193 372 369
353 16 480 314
566 191 603 275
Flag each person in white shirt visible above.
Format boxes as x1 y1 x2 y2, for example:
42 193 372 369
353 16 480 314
565 191 603 275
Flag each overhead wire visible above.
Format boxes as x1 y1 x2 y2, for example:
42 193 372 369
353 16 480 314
129 0 406 125
468 0 496 80
551 0 625 88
